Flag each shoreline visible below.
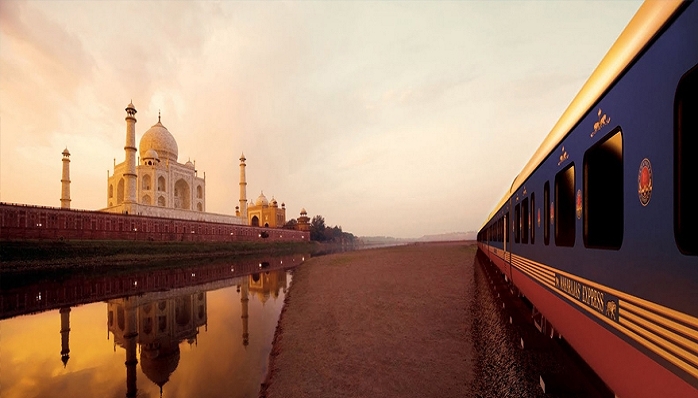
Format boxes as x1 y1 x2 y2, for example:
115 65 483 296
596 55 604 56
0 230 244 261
0 239 320 273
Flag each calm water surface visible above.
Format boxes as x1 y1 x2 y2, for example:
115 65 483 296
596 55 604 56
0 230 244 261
1 254 307 398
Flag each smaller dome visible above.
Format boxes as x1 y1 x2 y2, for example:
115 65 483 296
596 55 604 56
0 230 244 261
270 197 278 207
62 148 70 156
255 192 269 206
300 208 307 215
185 160 195 169
143 148 159 160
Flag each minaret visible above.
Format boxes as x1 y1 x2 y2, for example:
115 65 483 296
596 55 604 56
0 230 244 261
239 153 248 219
60 307 71 367
241 281 249 347
124 299 139 398
123 101 138 213
60 148 71 209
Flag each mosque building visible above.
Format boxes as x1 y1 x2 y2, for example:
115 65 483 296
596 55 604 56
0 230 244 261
102 101 298 228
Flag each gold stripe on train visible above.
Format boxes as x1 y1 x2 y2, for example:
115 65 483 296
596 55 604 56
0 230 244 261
620 309 698 367
508 249 698 333
621 301 698 343
543 273 698 380
511 258 555 287
488 247 698 380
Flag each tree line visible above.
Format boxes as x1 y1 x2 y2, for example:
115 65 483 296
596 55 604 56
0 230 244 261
284 215 356 243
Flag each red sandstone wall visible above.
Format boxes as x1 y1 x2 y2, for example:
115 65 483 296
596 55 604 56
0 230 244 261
0 203 309 243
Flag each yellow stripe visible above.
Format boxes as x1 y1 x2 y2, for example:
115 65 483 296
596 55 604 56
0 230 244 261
513 265 551 287
622 301 698 344
512 259 555 287
555 285 698 379
517 263 555 280
621 295 698 330
483 244 698 380
511 255 556 285
518 256 698 331
621 316 698 379
513 256 556 279
621 309 698 365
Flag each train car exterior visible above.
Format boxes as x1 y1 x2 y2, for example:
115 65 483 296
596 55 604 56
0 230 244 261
477 1 697 397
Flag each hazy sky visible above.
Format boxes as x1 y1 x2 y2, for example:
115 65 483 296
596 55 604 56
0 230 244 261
0 1 641 238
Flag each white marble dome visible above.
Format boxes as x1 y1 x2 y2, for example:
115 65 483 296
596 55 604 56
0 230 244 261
255 192 269 206
139 120 178 162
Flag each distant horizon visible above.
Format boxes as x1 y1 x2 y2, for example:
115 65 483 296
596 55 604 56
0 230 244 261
0 1 642 238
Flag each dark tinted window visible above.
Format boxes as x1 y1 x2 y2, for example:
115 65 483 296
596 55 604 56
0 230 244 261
555 164 576 247
522 197 529 244
531 193 535 245
505 211 510 245
544 182 550 246
584 129 623 249
675 64 698 255
514 204 520 243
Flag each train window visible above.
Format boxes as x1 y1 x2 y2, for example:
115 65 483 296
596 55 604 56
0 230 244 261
544 181 550 245
531 193 535 245
555 164 576 247
505 211 510 245
584 128 623 249
514 204 521 243
675 64 698 255
522 198 529 244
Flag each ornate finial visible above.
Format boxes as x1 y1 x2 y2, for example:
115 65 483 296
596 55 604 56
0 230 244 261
158 110 161 123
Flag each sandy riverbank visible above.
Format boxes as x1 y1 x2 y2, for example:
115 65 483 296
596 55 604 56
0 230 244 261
260 242 476 398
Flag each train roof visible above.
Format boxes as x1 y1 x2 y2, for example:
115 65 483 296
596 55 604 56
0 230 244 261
483 0 685 227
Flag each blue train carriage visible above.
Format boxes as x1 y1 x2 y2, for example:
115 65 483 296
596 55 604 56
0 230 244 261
477 1 698 397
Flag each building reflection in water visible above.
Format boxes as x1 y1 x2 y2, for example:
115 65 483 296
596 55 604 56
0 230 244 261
100 268 287 397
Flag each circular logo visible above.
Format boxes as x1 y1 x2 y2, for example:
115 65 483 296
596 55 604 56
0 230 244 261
638 158 653 206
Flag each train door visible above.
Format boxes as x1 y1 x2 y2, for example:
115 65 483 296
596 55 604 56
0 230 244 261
505 203 512 280
504 210 511 277
503 213 508 255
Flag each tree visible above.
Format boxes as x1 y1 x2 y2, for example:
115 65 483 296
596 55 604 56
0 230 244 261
283 218 298 230
310 215 326 241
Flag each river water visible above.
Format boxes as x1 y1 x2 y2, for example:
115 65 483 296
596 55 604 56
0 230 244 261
1 247 607 398
0 254 307 398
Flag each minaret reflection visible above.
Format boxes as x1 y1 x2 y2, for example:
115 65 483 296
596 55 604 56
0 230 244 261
241 282 249 347
107 291 207 397
101 266 289 396
59 307 71 367
243 270 288 346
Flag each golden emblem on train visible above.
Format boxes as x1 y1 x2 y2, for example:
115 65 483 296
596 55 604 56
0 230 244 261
557 146 569 166
605 300 617 321
591 108 611 138
638 158 653 206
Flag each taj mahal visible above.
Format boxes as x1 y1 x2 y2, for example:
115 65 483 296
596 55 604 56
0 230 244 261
99 101 296 229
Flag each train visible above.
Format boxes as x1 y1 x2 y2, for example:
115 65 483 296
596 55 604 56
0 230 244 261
476 1 697 397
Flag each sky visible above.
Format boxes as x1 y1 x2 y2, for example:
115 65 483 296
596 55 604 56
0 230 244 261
0 1 642 239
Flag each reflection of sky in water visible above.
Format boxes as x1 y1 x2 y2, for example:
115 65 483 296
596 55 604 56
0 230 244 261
0 270 290 398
